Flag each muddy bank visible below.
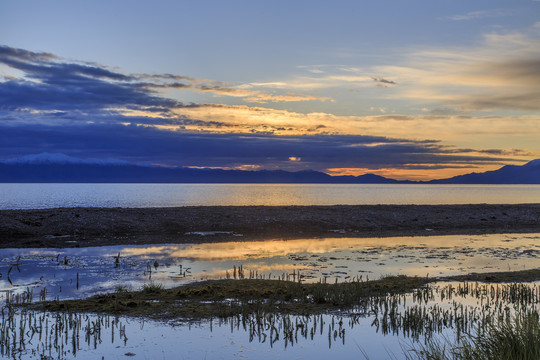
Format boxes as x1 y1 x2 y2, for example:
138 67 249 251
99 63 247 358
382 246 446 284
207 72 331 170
0 204 539 248
35 270 540 320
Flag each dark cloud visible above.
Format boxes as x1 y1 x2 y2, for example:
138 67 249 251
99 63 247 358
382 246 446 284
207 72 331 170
427 108 464 116
458 91 540 111
483 59 540 85
0 45 181 114
0 124 518 171
447 147 533 156
0 46 57 64
0 45 526 175
371 77 397 86
134 73 199 83
139 82 192 90
0 45 132 82
0 77 178 113
198 85 240 93
449 58 540 111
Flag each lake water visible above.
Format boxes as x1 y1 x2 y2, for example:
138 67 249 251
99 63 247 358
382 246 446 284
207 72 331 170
1 233 539 302
4 282 539 360
1 183 540 209
2 184 539 359
1 233 539 359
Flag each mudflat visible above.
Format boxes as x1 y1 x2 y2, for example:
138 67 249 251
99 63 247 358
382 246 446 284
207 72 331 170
0 204 539 248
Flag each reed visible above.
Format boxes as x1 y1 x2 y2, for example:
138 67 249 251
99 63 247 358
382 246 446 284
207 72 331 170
3 269 538 357
141 282 164 293
407 310 540 360
0 308 126 359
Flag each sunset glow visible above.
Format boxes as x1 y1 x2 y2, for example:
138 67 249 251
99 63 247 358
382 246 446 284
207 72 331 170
1 1 539 180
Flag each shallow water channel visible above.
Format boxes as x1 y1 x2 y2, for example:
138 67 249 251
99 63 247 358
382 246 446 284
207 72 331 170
0 233 539 359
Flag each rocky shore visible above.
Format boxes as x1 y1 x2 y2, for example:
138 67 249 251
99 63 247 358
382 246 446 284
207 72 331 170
1 204 539 248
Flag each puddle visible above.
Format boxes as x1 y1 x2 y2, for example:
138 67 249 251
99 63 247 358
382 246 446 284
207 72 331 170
0 233 539 303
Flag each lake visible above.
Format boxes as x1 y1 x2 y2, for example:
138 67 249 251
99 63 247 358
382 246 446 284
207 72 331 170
1 183 540 209
1 184 539 359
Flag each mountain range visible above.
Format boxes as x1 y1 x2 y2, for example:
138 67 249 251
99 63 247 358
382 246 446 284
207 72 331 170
429 159 540 184
0 153 539 184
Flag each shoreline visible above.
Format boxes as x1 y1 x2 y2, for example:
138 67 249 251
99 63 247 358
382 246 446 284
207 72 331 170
1 204 539 248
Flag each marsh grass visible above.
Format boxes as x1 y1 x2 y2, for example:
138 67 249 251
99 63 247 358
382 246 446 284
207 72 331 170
0 308 350 359
0 267 540 360
114 285 131 293
22 270 540 322
0 308 126 359
467 311 540 360
33 275 431 320
407 311 540 360
3 269 539 359
141 282 164 293
2 288 538 360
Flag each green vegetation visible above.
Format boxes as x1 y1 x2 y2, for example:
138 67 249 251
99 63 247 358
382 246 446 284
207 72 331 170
408 311 540 360
35 275 431 319
0 308 127 359
24 268 540 321
141 282 164 293
5 269 539 359
444 268 540 283
114 284 131 293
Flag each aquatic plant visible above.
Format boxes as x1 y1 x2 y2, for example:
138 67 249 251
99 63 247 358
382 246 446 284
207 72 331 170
1 270 538 358
407 310 540 360
0 307 126 359
114 285 130 293
141 282 164 293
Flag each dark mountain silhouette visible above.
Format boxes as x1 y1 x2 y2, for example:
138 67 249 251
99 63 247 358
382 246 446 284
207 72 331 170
429 159 540 184
0 153 404 183
1 153 538 184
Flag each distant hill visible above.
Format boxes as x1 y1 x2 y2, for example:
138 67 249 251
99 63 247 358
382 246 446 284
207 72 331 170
429 159 540 184
0 153 404 184
1 153 539 184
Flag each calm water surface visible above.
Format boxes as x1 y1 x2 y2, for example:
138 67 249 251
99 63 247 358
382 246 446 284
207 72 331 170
1 183 540 209
1 233 539 301
1 233 539 359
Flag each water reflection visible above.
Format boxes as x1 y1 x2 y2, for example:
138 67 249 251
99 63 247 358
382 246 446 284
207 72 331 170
3 281 538 359
0 233 539 303
3 183 540 209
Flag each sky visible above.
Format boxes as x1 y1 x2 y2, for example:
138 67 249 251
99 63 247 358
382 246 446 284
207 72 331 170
1 0 539 180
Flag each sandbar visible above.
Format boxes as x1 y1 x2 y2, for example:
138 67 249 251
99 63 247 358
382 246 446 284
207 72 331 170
1 204 539 248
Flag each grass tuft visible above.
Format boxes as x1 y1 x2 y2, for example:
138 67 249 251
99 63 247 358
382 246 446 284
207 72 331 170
114 285 131 293
407 311 540 360
141 282 164 293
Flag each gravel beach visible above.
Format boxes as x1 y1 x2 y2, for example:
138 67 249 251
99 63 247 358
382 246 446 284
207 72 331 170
1 204 539 248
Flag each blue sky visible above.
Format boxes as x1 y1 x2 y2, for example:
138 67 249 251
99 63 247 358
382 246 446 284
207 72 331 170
1 0 539 180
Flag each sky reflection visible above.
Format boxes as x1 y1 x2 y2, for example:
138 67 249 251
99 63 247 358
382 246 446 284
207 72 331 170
1 233 539 303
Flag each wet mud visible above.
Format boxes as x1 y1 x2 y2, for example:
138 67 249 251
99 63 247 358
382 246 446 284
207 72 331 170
0 204 539 248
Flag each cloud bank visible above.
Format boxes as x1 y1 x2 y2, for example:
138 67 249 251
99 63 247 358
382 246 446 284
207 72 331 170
0 44 535 180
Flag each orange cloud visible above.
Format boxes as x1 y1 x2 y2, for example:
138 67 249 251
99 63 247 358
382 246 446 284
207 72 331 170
195 85 332 103
326 166 501 181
